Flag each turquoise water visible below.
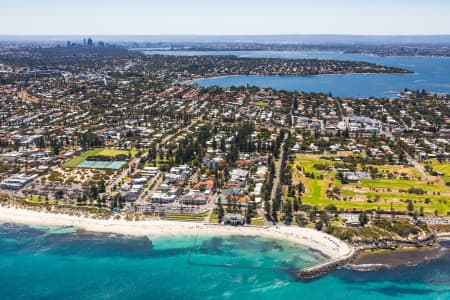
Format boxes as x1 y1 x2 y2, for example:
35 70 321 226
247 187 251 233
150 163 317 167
1 223 450 299
143 50 450 98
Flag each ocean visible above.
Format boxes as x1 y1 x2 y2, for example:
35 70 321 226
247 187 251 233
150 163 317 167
0 223 449 299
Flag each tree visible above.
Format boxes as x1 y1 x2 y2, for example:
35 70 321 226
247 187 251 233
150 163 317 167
217 202 224 223
315 220 324 231
220 138 226 152
264 200 271 219
272 209 278 222
325 204 337 214
359 212 369 226
407 200 414 213
293 197 301 212
245 208 252 224
295 215 308 227
55 190 64 200
319 211 330 226
284 200 293 224
98 180 106 193
90 185 99 200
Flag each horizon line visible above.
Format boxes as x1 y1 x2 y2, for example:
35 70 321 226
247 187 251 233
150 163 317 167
2 33 450 37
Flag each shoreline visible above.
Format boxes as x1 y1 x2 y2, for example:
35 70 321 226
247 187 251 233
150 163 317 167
137 49 450 59
349 244 449 271
182 71 413 85
0 206 352 260
2 205 447 279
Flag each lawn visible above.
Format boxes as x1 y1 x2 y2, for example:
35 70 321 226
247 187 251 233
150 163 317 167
63 148 136 168
251 219 265 225
294 154 450 216
301 176 327 204
209 210 219 223
145 155 176 168
340 177 450 215
293 154 336 204
28 196 45 203
358 164 421 178
424 159 450 182
97 149 136 157
360 178 447 193
255 101 269 106
166 212 208 222
63 149 102 168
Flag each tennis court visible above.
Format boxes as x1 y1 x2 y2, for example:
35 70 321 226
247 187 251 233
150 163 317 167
77 160 126 169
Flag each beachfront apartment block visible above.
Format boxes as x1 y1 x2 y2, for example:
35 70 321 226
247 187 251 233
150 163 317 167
0 174 38 190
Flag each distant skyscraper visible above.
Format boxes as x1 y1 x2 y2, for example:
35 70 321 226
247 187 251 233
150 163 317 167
87 37 93 47
83 38 87 47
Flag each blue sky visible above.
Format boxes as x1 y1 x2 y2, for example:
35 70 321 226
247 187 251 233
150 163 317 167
1 0 449 35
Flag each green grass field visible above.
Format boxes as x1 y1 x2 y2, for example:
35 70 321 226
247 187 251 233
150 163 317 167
63 149 103 168
251 218 266 225
425 159 450 182
359 178 447 192
293 154 335 204
166 212 208 222
63 148 136 168
255 101 269 106
145 155 175 168
358 163 421 178
209 210 219 223
97 149 135 156
294 154 450 216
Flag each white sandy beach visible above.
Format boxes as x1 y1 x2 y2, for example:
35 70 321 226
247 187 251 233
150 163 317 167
0 206 353 259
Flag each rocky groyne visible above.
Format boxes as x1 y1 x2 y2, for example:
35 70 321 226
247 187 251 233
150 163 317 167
297 248 358 280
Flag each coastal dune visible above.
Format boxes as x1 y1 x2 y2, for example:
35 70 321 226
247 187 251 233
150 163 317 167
0 206 352 260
